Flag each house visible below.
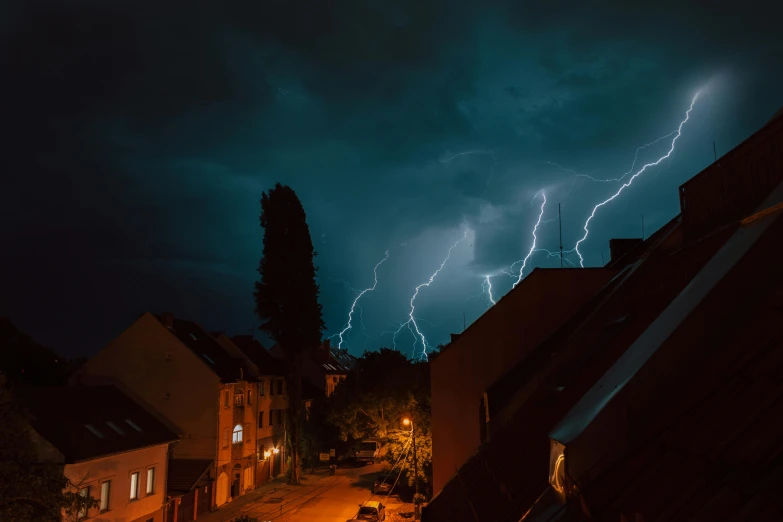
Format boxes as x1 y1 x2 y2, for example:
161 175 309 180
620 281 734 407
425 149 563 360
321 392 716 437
429 268 617 493
16 385 178 522
269 339 349 398
70 313 285 515
213 334 289 483
423 107 783 522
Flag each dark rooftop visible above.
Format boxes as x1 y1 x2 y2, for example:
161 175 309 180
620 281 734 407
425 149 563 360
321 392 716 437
15 385 178 464
167 458 213 495
230 335 284 376
156 315 250 382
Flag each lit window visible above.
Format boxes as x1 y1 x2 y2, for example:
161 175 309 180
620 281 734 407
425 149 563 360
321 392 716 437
130 472 139 500
78 486 89 519
85 424 104 438
233 424 243 444
105 421 124 435
100 481 110 511
125 419 142 432
146 468 155 495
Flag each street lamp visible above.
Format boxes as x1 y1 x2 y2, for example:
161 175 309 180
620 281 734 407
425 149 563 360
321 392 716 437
402 418 419 500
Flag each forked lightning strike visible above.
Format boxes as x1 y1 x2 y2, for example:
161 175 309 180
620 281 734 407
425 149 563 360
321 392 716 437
575 91 702 267
334 250 390 349
394 230 468 360
513 191 547 287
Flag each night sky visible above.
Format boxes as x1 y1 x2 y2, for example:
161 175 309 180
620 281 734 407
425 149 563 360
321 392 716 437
4 1 782 358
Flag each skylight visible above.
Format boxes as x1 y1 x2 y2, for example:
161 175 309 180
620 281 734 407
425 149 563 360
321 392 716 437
203 353 215 364
125 419 142 432
105 421 125 435
84 424 105 438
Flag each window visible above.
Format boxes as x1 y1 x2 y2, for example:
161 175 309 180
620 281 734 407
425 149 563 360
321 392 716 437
244 423 251 443
130 472 140 500
125 419 142 432
100 481 110 511
277 381 283 395
84 424 104 438
247 389 252 405
232 424 243 444
146 468 155 495
258 411 264 428
78 486 89 519
222 428 229 448
235 390 244 407
269 409 274 426
259 380 265 396
223 390 230 408
105 421 124 435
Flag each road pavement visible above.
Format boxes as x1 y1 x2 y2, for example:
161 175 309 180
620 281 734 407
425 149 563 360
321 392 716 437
198 463 402 522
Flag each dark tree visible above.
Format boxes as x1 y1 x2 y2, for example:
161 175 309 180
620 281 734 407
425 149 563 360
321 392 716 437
254 183 325 484
0 387 98 520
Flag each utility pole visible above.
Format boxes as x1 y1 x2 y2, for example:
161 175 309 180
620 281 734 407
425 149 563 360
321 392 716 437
558 203 564 269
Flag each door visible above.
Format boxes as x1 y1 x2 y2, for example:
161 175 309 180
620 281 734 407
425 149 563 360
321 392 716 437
197 482 212 515
216 473 228 506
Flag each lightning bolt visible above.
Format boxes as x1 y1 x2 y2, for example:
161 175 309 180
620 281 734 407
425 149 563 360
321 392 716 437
574 91 702 267
513 191 547 288
394 230 469 360
484 275 496 305
333 250 390 349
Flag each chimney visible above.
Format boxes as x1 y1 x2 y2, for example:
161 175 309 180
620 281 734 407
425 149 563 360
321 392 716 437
161 312 174 329
608 238 644 265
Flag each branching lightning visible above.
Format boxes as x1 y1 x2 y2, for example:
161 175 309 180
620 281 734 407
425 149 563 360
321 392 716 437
513 191 547 288
394 230 469 360
484 275 496 305
574 91 702 267
333 250 390 349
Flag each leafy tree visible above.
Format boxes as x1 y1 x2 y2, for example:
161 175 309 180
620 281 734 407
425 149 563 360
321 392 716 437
254 183 325 484
328 348 416 440
0 387 98 521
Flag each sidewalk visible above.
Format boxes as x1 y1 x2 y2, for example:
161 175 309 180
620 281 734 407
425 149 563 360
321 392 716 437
196 469 337 522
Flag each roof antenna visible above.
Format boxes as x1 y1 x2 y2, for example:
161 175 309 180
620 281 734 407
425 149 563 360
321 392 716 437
558 203 564 269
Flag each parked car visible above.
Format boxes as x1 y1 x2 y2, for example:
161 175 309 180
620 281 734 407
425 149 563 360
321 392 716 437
374 474 392 494
355 500 386 521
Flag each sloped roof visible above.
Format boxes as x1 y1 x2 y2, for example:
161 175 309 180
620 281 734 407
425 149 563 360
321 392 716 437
16 385 178 463
167 458 213 495
548 199 783 522
230 335 284 376
156 316 250 382
424 218 736 522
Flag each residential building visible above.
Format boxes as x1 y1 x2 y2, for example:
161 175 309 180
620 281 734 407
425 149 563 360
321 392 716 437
422 107 783 522
429 268 617 493
269 339 348 398
214 334 288 484
71 313 282 515
16 385 177 522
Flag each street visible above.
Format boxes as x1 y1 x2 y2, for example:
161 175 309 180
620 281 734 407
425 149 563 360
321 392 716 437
199 462 403 522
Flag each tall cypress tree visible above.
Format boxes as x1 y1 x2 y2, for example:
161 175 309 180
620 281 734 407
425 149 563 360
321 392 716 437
254 183 325 484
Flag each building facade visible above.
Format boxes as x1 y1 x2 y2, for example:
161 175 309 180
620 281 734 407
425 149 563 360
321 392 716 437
72 313 288 515
17 385 177 522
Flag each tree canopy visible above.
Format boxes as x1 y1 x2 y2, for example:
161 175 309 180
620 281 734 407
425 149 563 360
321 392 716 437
254 183 325 484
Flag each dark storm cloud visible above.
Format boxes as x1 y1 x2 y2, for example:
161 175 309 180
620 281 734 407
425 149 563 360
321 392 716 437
3 0 782 356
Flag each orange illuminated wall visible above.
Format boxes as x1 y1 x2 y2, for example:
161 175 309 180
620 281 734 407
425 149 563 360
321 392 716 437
430 268 616 494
